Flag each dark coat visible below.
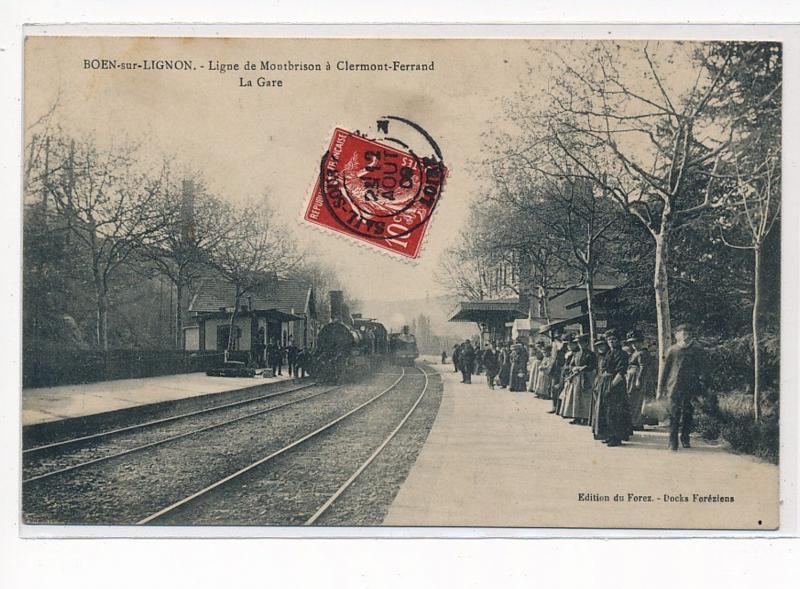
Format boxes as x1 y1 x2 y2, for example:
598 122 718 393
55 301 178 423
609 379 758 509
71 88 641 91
659 342 706 402
482 349 499 376
460 343 476 369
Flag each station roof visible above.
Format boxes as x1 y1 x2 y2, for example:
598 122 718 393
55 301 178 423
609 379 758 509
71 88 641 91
189 271 313 319
449 298 527 323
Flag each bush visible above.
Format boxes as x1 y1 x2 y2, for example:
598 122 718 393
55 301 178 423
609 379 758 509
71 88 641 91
703 332 779 394
694 389 779 464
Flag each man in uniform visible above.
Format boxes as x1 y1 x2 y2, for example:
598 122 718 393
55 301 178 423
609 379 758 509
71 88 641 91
659 323 707 451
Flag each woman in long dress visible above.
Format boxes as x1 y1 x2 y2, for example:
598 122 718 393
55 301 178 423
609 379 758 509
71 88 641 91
624 331 647 431
527 346 543 393
509 341 528 392
589 338 608 429
560 337 580 418
567 333 597 425
498 343 511 388
592 329 630 446
537 346 554 399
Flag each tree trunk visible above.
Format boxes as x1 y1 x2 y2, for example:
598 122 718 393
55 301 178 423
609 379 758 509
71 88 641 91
585 272 596 350
96 289 109 351
175 280 184 350
753 245 762 422
93 264 109 351
654 231 672 399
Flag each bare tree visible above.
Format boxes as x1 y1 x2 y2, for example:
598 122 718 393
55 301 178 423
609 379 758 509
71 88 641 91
719 152 780 421
144 173 237 349
208 200 300 354
484 167 581 323
540 41 747 396
437 237 492 302
28 133 165 350
540 173 621 346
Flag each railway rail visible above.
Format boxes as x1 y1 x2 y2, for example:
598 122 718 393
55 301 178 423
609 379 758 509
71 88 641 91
24 380 319 455
23 381 335 484
139 365 431 526
23 365 441 526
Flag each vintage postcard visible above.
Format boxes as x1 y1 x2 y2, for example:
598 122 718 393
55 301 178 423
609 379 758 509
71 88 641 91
21 34 782 531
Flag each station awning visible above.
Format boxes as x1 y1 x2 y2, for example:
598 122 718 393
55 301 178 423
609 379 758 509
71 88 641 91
261 308 305 322
449 299 527 323
538 313 588 334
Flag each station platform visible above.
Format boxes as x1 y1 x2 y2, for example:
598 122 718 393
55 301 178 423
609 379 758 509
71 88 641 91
385 360 779 529
22 371 297 426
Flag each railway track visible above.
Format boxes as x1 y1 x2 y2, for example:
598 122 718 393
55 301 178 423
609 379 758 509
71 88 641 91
22 368 417 524
140 365 432 526
22 380 334 484
24 380 319 454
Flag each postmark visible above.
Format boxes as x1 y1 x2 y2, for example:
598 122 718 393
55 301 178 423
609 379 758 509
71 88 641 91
304 117 447 259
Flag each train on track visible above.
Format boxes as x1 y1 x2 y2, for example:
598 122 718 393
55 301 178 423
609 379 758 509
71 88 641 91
388 326 420 366
310 291 418 382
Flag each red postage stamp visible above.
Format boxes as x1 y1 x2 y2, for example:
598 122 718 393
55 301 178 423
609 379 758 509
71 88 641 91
304 120 447 259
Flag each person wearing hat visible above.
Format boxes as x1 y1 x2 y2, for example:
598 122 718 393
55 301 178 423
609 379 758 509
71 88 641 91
459 338 476 384
497 342 511 388
589 337 609 429
547 333 570 414
564 333 597 425
659 323 707 450
624 330 651 431
527 341 544 394
482 341 500 389
536 344 555 399
559 334 580 418
452 343 461 373
509 338 529 392
592 329 630 446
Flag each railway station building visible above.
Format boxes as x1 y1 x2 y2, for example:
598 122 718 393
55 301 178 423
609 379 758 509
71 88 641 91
183 273 318 355
449 282 622 346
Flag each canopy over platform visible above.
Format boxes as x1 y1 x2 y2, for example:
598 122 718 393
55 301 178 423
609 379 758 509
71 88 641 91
538 313 589 335
449 299 527 324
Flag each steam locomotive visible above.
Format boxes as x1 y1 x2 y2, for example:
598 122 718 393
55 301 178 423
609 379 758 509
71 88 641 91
388 326 419 366
311 291 389 382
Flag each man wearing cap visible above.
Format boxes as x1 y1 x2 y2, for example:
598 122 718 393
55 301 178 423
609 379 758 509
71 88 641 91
659 323 707 450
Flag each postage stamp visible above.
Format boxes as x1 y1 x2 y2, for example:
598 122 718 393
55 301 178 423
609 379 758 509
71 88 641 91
304 120 447 259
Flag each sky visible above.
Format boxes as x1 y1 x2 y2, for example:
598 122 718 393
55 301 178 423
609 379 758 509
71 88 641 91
24 37 702 303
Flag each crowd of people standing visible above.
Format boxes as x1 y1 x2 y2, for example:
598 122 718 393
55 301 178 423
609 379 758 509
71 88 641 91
449 323 706 451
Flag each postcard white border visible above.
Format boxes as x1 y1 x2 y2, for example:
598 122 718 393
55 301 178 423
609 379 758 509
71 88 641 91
3 8 800 588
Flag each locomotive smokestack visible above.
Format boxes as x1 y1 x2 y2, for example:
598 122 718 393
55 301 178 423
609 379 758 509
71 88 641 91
329 290 344 322
402 325 409 335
